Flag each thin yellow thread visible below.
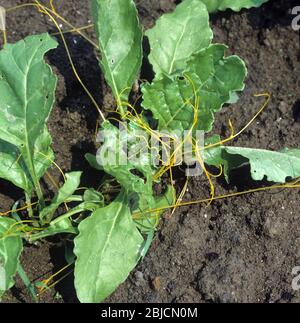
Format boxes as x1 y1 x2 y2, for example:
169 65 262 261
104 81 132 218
207 164 223 178
6 3 98 48
153 74 199 180
36 151 66 182
133 180 300 218
6 1 104 120
171 177 188 216
34 0 106 121
49 0 57 14
194 138 215 205
3 220 43 238
205 93 271 150
38 263 72 293
0 202 38 217
45 171 69 213
51 24 94 37
38 269 73 295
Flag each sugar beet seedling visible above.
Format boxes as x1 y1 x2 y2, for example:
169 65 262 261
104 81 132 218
1 0 300 304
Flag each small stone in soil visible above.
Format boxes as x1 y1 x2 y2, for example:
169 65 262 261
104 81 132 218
133 271 146 287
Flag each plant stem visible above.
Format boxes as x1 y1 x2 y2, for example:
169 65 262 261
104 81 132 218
28 206 86 242
118 103 125 116
65 195 84 203
25 192 34 218
24 143 45 209
50 205 86 226
35 181 45 209
28 227 78 242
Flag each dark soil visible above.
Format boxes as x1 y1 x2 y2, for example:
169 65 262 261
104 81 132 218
1 0 300 303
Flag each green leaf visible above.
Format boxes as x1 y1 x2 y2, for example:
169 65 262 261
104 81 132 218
97 121 154 199
0 131 54 194
281 148 300 159
74 192 143 303
40 172 82 223
146 0 212 77
85 153 102 170
33 128 55 188
95 121 158 227
223 147 300 183
48 218 78 235
0 33 58 193
200 0 269 13
16 263 38 302
0 218 23 298
134 185 176 233
88 120 162 230
204 135 224 167
30 197 109 242
83 188 104 207
91 0 143 104
142 44 247 132
227 92 240 104
93 121 177 233
0 140 28 190
221 149 248 183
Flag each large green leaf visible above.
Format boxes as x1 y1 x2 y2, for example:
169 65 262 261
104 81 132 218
0 33 58 193
91 0 142 104
40 172 82 223
146 0 212 78
0 218 23 298
142 44 246 132
223 147 300 183
74 192 143 303
200 0 269 13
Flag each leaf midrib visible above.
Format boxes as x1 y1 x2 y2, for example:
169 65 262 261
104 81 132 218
22 42 43 187
168 20 188 75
